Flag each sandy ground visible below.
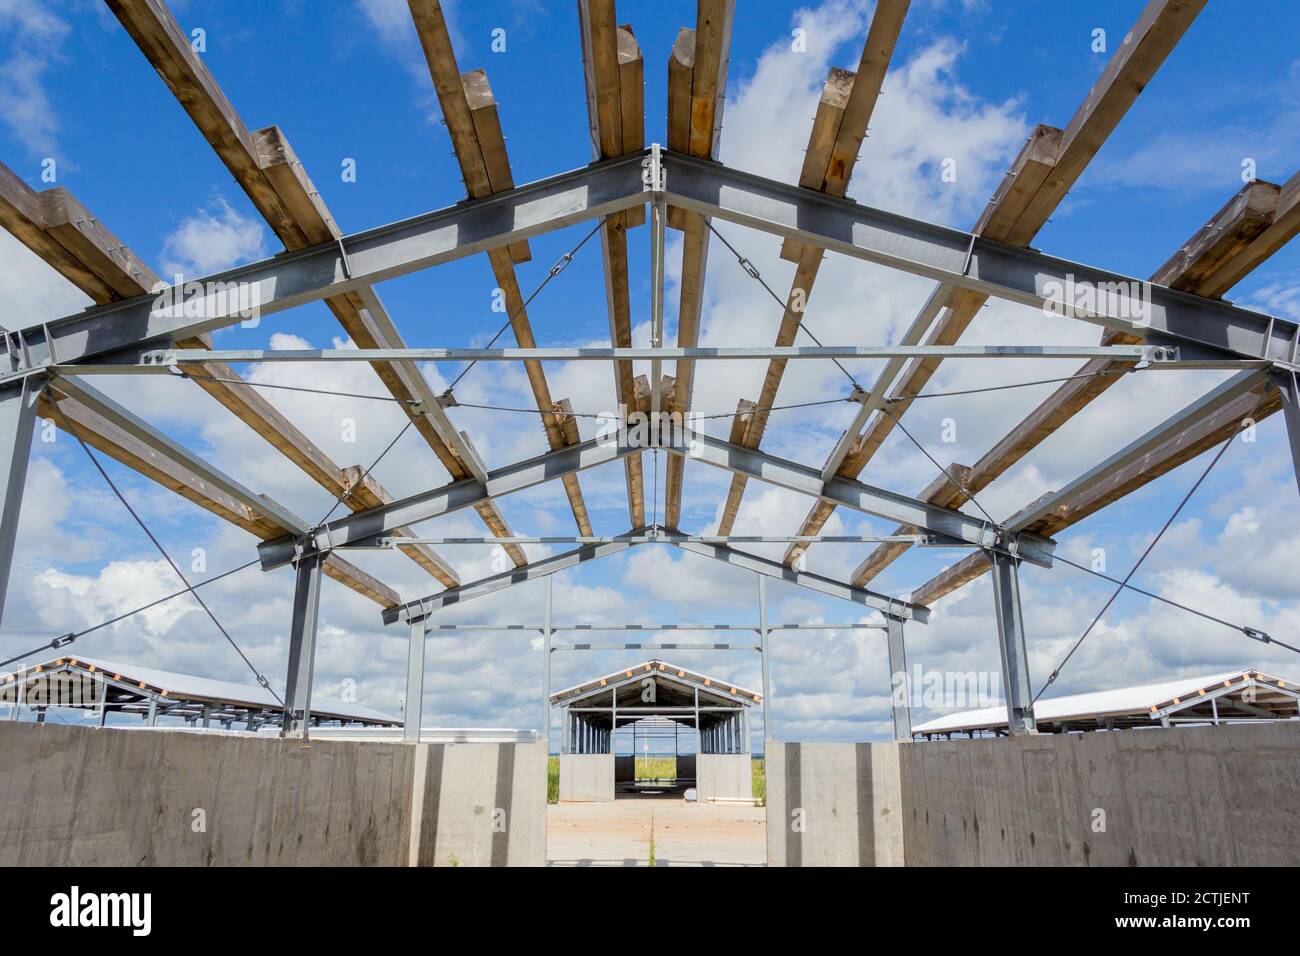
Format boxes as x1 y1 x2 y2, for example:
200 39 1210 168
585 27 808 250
546 800 767 867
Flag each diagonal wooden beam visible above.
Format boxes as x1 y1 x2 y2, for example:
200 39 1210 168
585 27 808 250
662 2 735 529
578 0 648 528
786 0 1208 565
37 391 400 608
911 377 1279 608
716 0 909 536
106 0 523 568
407 0 594 538
856 174 1292 589
0 156 460 590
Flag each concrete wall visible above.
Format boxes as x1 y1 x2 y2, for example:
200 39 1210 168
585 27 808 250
765 741 904 867
901 722 1300 866
764 723 1300 866
696 754 752 801
558 753 614 802
411 738 546 867
0 722 545 866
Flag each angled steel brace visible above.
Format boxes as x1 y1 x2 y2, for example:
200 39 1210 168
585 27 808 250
384 532 928 627
657 150 1298 366
10 151 650 372
21 148 1294 378
258 428 1053 572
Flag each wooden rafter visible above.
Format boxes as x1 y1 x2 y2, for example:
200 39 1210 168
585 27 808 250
577 0 649 528
408 0 595 538
907 172 1299 607
716 0 909 536
662 1 735 529
785 0 1209 566
106 0 524 571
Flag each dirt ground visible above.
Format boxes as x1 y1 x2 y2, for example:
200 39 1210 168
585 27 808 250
546 799 767 867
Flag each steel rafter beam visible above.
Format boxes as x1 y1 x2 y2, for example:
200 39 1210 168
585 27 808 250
910 369 1274 606
657 152 1298 367
257 426 1053 572
387 540 634 624
8 151 649 374
668 538 928 622
24 151 1293 377
385 532 927 626
850 175 1300 588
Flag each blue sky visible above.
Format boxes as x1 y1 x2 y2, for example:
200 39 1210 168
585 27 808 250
1 0 1298 748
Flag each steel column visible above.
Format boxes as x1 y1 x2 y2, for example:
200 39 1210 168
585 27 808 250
542 576 553 751
0 375 42 629
404 616 427 743
989 549 1035 735
884 614 911 741
282 552 324 735
1273 367 1300 498
757 576 772 743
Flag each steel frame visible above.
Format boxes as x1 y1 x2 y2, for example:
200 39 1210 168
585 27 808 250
3 2 1298 744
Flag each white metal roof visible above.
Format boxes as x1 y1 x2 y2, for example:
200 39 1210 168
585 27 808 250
911 667 1297 734
550 659 760 705
22 654 399 724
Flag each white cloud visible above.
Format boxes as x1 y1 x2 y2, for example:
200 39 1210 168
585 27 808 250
0 0 69 158
160 197 267 278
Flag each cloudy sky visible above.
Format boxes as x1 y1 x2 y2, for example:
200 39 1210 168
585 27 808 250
1 0 1298 748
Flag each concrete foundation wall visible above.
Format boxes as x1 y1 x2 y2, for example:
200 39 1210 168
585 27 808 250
558 753 614 802
696 754 752 801
765 741 904 867
0 722 545 867
412 738 546 867
900 722 1300 866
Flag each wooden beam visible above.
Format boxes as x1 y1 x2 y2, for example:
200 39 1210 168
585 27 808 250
37 393 398 608
579 0 647 528
910 383 1279 608
340 466 459 588
407 0 593 536
108 0 524 565
716 1 909 536
790 0 1208 560
661 6 737 527
105 0 308 245
780 68 854 261
462 69 531 261
687 0 734 160
0 163 118 303
850 464 968 584
854 176 1290 588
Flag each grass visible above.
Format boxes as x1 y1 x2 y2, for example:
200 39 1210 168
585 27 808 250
634 756 676 780
548 754 768 806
